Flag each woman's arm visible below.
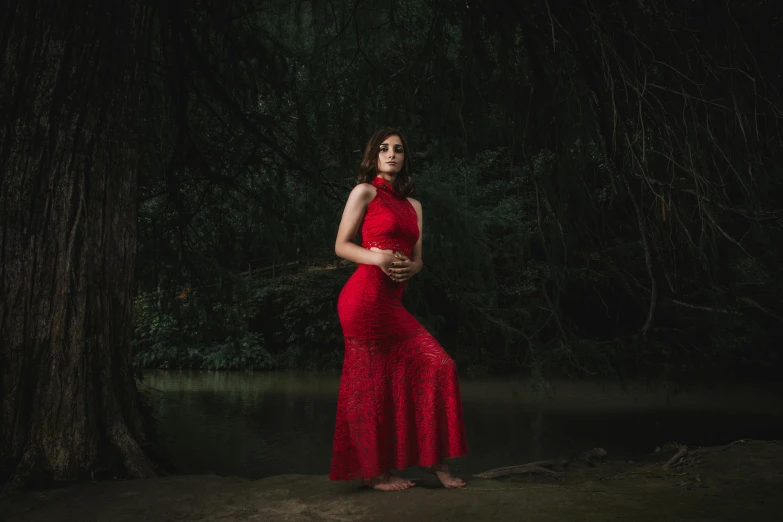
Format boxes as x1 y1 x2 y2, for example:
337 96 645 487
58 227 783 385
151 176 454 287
407 198 424 274
334 183 385 266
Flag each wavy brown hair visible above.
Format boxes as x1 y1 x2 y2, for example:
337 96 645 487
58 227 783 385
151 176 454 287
356 128 415 197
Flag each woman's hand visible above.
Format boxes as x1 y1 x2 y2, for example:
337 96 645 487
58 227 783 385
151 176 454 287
388 252 421 283
373 251 398 278
371 249 420 283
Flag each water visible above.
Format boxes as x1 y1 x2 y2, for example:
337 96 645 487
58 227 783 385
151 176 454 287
141 370 783 478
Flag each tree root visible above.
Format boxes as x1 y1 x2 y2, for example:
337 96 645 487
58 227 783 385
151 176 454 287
110 421 157 479
0 448 38 498
0 423 156 498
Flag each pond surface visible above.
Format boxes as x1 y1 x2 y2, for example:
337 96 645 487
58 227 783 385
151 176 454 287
141 370 783 478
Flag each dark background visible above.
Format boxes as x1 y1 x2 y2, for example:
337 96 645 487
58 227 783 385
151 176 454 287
131 0 783 381
2 0 782 489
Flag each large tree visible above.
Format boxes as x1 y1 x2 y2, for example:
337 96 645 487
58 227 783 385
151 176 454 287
0 0 156 490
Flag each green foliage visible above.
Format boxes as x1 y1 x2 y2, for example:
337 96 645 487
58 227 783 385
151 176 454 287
248 269 347 370
132 0 783 379
133 290 273 371
133 268 348 371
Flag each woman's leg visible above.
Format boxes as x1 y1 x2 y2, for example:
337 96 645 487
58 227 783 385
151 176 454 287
397 326 468 488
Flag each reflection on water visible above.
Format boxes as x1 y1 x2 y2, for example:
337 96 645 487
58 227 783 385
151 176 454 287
141 370 783 478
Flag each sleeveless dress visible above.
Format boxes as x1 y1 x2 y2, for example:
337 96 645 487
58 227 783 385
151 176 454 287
329 176 469 480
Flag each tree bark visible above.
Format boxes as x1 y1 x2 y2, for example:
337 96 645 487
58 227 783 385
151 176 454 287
0 0 155 491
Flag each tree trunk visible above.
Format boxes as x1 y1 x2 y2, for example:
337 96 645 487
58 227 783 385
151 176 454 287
0 0 155 491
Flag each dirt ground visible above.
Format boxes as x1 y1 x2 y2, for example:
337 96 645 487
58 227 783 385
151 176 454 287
1 440 781 522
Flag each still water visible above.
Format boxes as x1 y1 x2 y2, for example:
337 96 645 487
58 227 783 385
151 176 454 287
142 370 783 478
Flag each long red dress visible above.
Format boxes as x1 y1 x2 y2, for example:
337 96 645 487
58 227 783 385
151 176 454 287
329 176 469 481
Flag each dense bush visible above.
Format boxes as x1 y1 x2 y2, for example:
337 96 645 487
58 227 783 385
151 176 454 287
133 268 346 371
134 146 782 380
132 0 783 379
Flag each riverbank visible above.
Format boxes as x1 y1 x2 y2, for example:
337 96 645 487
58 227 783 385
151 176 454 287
2 440 781 521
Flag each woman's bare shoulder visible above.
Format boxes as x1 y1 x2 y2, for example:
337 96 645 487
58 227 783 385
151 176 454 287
348 182 377 203
406 197 422 211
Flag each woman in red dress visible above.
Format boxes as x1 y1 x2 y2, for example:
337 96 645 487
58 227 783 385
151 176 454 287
330 128 468 491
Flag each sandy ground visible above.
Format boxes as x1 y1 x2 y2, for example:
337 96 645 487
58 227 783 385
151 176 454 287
1 440 781 522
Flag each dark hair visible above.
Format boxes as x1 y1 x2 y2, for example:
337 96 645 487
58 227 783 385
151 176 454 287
356 128 415 197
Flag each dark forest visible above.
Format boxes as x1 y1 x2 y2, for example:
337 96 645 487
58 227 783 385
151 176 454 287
130 0 783 380
1 0 782 519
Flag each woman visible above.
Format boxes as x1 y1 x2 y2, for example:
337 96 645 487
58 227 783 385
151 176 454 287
329 128 468 491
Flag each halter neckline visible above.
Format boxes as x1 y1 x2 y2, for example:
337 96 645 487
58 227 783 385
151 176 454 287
372 176 402 198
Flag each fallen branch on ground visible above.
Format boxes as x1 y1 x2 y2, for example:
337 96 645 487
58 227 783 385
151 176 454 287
475 460 563 479
475 448 608 479
663 445 688 469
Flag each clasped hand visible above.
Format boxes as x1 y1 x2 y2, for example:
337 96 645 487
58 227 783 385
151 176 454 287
380 252 418 283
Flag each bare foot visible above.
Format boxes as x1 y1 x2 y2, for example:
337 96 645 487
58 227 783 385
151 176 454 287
362 472 415 491
421 463 467 488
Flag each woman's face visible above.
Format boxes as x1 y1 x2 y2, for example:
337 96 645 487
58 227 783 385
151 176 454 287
376 135 404 175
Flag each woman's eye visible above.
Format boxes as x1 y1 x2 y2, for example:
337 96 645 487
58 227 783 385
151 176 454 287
379 147 388 153
394 146 404 153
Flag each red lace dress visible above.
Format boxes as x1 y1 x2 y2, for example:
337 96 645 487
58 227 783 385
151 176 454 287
329 176 469 480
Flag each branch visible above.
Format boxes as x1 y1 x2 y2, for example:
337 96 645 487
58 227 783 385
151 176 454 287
737 297 783 324
475 461 563 479
178 18 314 178
669 299 742 316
